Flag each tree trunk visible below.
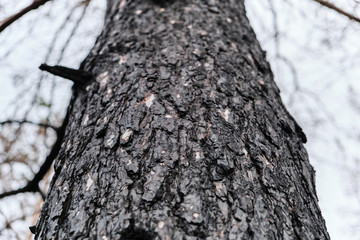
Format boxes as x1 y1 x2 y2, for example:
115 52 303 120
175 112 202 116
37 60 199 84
35 0 330 239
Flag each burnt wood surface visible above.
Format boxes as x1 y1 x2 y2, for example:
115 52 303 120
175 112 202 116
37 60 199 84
35 0 330 239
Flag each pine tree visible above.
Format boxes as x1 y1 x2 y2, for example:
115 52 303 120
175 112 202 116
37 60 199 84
34 1 330 239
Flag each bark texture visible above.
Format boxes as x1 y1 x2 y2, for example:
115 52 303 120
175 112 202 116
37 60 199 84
35 0 330 239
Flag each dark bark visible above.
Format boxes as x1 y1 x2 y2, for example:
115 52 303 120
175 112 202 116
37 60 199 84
35 0 329 239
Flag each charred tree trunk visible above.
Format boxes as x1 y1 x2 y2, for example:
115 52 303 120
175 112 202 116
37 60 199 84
35 0 329 239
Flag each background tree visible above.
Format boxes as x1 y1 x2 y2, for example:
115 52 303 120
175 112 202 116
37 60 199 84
0 0 359 239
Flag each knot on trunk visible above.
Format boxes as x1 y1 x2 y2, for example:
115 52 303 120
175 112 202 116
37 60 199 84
120 225 156 240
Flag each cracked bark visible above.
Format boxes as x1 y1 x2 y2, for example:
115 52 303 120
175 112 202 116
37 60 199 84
35 0 330 239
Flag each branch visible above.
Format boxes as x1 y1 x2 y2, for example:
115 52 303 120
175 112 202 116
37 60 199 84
313 0 360 23
39 64 92 85
0 119 57 131
0 98 72 200
0 0 51 33
0 184 43 200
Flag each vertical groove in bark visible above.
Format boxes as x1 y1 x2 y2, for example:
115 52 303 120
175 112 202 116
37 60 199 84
36 0 329 239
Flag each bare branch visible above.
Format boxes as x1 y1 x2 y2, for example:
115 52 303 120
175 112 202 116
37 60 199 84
267 0 300 106
0 119 57 131
0 96 72 200
0 0 51 33
313 0 360 23
39 64 92 85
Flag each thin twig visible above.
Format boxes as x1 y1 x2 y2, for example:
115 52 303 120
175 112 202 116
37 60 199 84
20 3 79 122
267 0 300 106
0 119 57 131
0 98 72 200
46 2 90 120
313 0 360 23
0 0 51 33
